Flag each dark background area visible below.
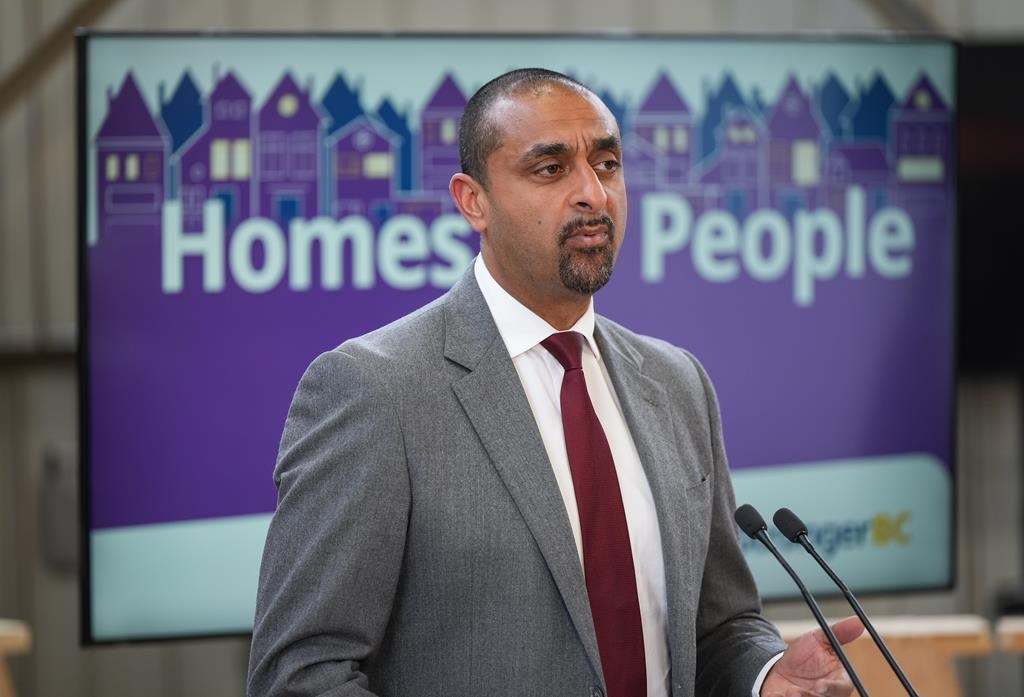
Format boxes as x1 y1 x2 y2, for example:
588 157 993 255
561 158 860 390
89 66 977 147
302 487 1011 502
958 43 1024 376
959 42 1024 620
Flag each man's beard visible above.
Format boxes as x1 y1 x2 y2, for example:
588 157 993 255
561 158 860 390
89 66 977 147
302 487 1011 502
557 215 617 295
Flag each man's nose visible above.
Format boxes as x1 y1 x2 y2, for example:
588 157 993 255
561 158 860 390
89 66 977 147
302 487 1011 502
570 162 608 213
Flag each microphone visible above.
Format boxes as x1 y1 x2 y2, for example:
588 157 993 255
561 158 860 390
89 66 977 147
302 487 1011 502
773 507 919 697
734 504 869 697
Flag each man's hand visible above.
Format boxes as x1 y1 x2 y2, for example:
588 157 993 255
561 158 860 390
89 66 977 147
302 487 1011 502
761 616 865 696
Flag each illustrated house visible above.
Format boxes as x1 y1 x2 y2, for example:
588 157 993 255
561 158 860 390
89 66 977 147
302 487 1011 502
321 73 365 137
419 73 465 194
847 74 895 144
699 73 747 163
891 74 952 189
159 71 203 201
327 115 399 224
257 72 323 226
320 72 366 208
766 76 823 214
628 72 693 190
700 107 768 217
178 69 253 232
826 142 891 212
817 72 851 140
377 97 414 193
94 71 166 245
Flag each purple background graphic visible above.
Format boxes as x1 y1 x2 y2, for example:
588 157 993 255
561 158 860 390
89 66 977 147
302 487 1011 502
88 64 953 530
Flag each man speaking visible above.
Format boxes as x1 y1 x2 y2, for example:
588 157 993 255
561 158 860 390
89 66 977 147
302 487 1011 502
248 68 862 697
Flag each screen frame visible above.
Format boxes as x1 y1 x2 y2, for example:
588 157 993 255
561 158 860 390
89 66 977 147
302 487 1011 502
77 30 960 646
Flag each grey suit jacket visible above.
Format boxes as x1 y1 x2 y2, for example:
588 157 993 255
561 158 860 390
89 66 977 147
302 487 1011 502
248 268 785 697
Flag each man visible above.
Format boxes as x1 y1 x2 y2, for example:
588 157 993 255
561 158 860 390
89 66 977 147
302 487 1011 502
248 68 862 697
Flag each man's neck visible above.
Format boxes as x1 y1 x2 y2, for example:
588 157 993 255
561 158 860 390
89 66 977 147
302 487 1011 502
480 255 591 330
532 302 589 331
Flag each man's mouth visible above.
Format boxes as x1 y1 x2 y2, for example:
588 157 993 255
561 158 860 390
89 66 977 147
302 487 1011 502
564 226 609 249
560 217 614 250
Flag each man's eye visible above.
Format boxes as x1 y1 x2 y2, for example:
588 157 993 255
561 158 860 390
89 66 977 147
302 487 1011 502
596 159 621 173
536 163 563 176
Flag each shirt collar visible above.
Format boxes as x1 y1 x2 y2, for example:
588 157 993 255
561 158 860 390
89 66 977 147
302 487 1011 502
474 255 601 361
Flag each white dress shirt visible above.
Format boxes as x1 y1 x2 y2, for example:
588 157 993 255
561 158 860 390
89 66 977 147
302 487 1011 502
474 256 780 697
474 256 670 696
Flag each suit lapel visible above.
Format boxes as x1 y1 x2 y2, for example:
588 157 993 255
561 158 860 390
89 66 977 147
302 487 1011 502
443 272 604 678
595 321 693 654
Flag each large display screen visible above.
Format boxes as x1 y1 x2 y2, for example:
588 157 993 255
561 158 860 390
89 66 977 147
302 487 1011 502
79 33 955 643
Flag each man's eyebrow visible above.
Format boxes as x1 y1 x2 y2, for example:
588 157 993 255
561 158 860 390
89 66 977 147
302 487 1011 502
593 135 620 152
520 136 620 163
521 142 570 162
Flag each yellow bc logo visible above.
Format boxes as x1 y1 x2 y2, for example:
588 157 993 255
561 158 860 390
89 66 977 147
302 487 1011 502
872 512 911 545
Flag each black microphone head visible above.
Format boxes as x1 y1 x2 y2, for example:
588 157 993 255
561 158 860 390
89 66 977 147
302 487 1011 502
773 507 808 542
734 504 768 539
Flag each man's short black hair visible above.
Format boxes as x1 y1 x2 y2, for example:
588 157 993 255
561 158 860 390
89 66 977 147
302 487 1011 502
458 68 591 188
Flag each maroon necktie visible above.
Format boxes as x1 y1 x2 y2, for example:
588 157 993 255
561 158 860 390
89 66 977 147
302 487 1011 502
541 331 646 697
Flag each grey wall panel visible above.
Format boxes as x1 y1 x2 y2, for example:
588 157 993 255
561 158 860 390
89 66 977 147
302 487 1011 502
36 53 77 344
0 103 37 346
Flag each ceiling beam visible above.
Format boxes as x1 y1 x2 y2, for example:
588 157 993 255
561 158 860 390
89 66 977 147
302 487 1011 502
0 0 121 121
860 0 942 31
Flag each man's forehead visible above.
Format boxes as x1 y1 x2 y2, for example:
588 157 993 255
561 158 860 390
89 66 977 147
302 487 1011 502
489 87 620 150
518 134 621 165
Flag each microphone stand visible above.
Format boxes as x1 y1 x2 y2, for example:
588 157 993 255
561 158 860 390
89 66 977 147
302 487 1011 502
735 505 870 697
790 528 919 697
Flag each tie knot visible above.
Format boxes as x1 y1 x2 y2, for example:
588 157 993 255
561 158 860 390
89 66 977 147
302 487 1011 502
541 332 584 371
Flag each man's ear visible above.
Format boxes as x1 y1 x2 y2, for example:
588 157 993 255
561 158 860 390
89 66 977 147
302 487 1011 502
449 173 488 233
